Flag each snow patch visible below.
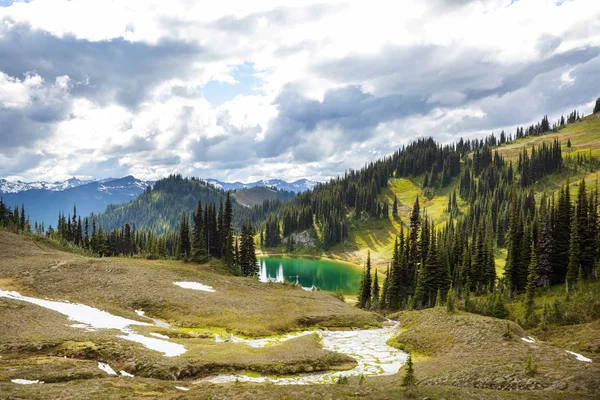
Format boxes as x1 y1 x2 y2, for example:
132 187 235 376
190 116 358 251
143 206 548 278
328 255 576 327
118 332 185 357
0 290 185 357
120 370 134 378
98 362 117 375
11 379 42 384
150 332 170 339
176 386 190 391
173 281 216 292
521 336 536 343
565 350 592 363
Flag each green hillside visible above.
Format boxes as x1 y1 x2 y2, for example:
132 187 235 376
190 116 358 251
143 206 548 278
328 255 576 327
95 174 252 234
269 113 600 272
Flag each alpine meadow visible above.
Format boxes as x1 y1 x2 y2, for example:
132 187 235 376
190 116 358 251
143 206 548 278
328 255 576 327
1 1 600 399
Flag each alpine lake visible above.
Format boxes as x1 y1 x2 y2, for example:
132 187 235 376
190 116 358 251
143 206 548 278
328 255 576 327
258 256 363 295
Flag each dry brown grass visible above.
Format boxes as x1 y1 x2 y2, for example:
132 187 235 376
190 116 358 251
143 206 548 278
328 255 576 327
389 308 599 394
0 231 380 336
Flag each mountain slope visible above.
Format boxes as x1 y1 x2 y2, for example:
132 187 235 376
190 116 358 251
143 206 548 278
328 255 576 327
0 176 151 229
260 112 600 270
95 175 250 234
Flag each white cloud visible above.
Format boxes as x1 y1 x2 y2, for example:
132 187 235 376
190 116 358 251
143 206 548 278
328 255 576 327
1 0 600 182
0 72 43 107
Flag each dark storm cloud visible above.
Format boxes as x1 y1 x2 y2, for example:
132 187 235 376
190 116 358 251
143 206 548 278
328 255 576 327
0 22 209 110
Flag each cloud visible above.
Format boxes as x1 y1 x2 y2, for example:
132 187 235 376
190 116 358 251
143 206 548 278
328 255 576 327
0 23 209 109
1 0 600 183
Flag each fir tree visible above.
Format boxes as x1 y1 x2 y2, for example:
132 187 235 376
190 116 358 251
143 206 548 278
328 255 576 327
402 353 416 389
567 206 580 292
357 251 373 309
446 284 455 313
372 270 380 310
524 241 538 323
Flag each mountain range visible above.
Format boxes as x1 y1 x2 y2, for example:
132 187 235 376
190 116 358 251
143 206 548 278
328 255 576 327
0 176 318 229
0 176 152 229
205 178 318 193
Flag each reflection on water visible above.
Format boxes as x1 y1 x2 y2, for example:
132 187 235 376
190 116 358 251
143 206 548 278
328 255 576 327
258 257 362 295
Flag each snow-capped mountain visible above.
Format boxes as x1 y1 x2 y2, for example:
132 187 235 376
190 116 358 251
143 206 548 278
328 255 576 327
0 177 92 194
205 178 318 193
0 176 153 228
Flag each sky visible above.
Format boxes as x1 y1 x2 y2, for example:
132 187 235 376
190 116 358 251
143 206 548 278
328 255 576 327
1 0 600 183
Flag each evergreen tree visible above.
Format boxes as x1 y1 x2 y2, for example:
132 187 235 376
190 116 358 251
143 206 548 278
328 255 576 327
357 251 373 309
402 353 416 389
446 284 455 312
191 200 208 263
524 241 538 322
567 207 580 292
372 270 380 310
176 212 191 259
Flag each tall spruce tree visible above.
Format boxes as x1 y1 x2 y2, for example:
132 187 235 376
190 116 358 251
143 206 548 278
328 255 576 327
357 251 373 309
372 270 380 310
567 206 581 292
524 240 538 322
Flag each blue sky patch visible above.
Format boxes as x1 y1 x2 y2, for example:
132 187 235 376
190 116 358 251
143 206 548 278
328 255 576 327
201 62 264 106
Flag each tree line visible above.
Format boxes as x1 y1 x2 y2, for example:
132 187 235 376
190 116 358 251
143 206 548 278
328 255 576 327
356 137 599 317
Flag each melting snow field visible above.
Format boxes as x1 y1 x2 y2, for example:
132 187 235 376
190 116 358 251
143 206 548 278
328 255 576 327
11 379 42 385
521 336 536 343
173 281 216 292
1 289 406 385
565 350 593 363
203 322 406 385
0 289 186 357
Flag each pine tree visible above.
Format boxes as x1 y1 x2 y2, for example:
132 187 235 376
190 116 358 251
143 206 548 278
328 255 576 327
524 241 538 323
566 209 580 292
446 284 455 312
392 195 398 217
380 264 390 309
357 251 373 309
402 353 416 389
191 200 207 263
594 97 600 114
19 203 25 231
176 212 191 259
372 270 380 310
239 224 258 277
407 197 421 292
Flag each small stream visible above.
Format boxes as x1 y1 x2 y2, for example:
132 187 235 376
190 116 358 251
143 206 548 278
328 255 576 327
204 322 406 384
1 287 407 385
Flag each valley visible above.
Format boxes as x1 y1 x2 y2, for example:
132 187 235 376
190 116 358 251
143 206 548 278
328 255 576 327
1 231 598 399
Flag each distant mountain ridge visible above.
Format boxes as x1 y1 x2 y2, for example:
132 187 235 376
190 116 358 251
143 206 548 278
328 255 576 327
0 176 153 228
0 177 92 194
205 178 318 193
